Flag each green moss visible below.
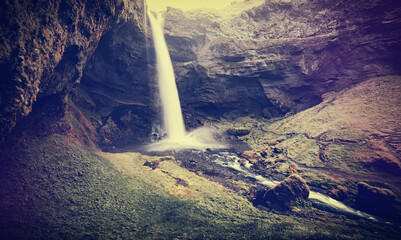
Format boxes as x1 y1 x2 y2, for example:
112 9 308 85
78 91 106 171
0 135 397 239
290 199 313 208
308 176 338 190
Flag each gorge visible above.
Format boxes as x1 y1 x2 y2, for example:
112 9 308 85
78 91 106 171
146 1 375 220
145 8 224 151
1 0 401 239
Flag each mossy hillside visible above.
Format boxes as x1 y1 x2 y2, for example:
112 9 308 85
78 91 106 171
214 76 401 202
0 134 393 239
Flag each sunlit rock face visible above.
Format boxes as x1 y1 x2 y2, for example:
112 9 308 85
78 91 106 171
0 0 145 144
267 76 401 176
163 0 401 116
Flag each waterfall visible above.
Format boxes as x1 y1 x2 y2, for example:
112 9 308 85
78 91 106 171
147 9 186 141
145 8 224 152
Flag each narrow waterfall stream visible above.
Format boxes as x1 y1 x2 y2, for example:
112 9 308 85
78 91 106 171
146 9 225 151
147 9 186 141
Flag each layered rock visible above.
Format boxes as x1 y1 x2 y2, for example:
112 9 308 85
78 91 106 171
163 0 401 118
72 12 154 146
2 0 401 150
0 0 145 144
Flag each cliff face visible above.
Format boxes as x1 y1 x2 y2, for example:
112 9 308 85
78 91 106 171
0 0 145 144
163 0 401 116
1 0 401 147
72 16 154 146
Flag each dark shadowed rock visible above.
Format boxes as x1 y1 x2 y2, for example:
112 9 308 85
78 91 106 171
0 0 146 145
356 182 397 217
264 174 310 205
73 13 155 147
226 128 251 136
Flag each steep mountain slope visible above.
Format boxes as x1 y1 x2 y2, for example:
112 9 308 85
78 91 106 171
220 75 401 218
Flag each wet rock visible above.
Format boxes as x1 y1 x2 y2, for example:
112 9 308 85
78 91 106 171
241 151 259 164
143 160 160 170
356 182 396 217
328 185 349 200
264 174 310 206
226 128 251 137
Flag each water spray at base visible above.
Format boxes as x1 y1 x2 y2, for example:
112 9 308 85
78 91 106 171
146 8 225 152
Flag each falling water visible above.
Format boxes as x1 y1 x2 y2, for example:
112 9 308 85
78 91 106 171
147 9 186 141
145 8 225 151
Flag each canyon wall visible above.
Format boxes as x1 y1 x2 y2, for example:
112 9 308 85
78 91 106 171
0 0 145 145
163 0 401 116
1 0 401 147
74 0 401 147
72 16 154 146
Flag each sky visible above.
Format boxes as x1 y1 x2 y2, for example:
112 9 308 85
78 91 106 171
146 0 243 12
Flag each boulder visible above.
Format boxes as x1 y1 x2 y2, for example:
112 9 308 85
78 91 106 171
241 151 259 163
264 174 310 205
328 185 349 200
226 128 251 137
356 182 396 217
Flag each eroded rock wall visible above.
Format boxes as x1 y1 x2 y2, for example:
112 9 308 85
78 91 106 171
73 15 154 146
2 0 401 147
163 0 401 116
0 0 145 144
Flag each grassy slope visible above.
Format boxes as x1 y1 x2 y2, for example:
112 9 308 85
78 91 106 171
265 76 401 194
213 76 401 222
0 133 396 239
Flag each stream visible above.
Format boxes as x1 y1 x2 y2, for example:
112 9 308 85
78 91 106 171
109 141 380 222
209 150 377 221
